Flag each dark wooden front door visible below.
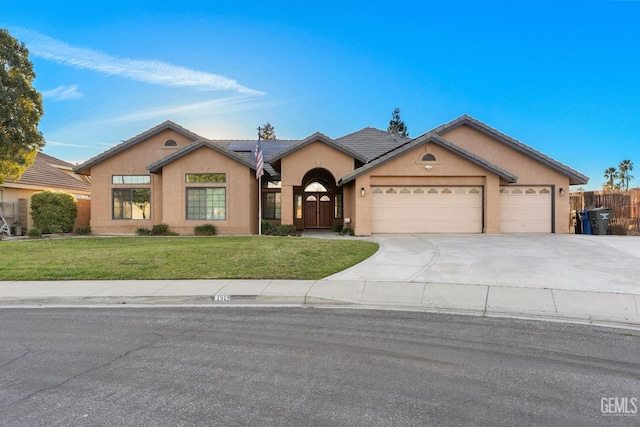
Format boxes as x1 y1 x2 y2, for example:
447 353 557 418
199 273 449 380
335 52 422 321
305 194 333 228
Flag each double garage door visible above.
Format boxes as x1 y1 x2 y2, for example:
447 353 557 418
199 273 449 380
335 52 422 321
371 185 552 234
371 186 483 233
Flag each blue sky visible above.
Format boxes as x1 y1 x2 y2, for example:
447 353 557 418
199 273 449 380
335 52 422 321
2 0 639 189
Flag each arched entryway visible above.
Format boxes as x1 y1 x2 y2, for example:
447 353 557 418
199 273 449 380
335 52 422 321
300 168 341 229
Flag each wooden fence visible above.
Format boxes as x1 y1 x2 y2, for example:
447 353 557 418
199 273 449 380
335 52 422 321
570 189 640 234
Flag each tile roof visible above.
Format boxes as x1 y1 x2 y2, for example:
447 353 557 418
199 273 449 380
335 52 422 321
336 127 411 161
7 152 91 193
268 132 367 164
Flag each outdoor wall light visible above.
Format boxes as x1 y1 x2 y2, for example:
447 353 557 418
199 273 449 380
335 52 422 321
559 187 565 196
424 165 433 170
360 187 365 197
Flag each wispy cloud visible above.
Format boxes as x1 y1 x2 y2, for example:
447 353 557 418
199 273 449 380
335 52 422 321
42 84 83 101
105 95 265 124
15 28 265 96
45 140 92 148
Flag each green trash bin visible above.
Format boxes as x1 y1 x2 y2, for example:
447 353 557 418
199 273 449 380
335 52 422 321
588 208 613 235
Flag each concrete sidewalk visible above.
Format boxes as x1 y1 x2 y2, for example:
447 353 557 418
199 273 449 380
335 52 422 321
0 278 638 329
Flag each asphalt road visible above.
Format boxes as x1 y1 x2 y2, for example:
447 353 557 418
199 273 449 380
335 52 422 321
0 307 638 426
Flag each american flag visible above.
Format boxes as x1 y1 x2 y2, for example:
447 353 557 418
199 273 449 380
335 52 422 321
255 136 264 179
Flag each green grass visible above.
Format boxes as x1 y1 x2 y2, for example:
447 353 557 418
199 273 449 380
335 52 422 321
0 236 379 281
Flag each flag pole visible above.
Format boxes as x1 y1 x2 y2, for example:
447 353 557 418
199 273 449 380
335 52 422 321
256 127 263 236
258 174 262 235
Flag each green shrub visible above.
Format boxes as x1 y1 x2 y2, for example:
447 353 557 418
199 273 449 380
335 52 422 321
194 224 217 236
30 190 77 234
150 223 178 236
136 227 152 236
267 224 299 236
151 223 169 235
332 224 343 233
261 220 273 234
74 226 92 235
341 227 354 236
27 228 42 238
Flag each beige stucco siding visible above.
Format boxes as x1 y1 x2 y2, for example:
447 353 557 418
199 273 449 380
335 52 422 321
88 129 221 234
441 125 571 233
159 146 256 234
280 141 356 225
352 142 503 235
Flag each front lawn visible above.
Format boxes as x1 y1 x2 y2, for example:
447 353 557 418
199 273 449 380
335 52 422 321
0 236 378 280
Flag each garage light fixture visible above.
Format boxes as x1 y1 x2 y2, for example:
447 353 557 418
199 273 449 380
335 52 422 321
361 187 365 197
559 188 565 196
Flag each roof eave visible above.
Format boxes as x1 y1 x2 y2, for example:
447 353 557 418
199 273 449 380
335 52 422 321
147 140 256 173
339 133 518 185
74 121 204 175
434 115 589 184
269 132 367 164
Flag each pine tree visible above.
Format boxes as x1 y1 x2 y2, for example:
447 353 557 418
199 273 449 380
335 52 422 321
259 122 277 140
387 108 408 137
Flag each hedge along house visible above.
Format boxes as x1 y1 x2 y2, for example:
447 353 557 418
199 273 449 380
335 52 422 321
74 115 588 236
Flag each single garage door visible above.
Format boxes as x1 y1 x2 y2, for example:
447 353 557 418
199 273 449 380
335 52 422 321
500 186 552 233
371 186 483 233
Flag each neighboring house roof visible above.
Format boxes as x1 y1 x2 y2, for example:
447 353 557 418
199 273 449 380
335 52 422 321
269 132 368 164
6 152 91 193
336 127 411 161
338 132 519 185
74 120 204 175
146 140 257 173
431 114 589 185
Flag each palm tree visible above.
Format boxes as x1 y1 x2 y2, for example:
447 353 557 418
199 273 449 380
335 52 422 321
618 159 634 191
603 167 619 191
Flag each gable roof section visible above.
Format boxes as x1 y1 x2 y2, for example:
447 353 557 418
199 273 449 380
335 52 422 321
338 132 518 185
74 120 204 175
432 114 589 185
7 152 91 193
146 140 256 173
336 127 411 161
268 132 367 164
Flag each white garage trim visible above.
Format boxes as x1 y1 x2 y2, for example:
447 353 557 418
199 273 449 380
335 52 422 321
500 186 552 233
371 186 483 233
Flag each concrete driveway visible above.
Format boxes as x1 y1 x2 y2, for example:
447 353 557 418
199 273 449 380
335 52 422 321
327 234 640 295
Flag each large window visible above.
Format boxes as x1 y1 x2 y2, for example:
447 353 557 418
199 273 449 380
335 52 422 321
113 188 151 219
186 188 226 220
263 193 281 219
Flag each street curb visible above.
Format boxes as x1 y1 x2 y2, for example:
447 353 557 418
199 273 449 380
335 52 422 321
0 294 351 306
2 293 639 331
